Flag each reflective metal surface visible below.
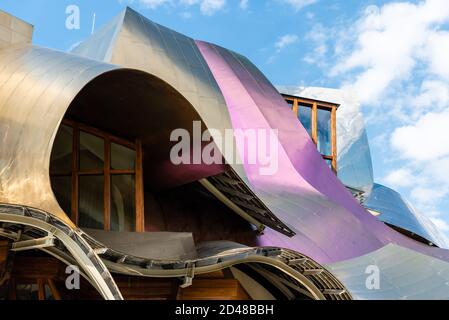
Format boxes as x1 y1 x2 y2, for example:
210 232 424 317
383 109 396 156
0 204 122 300
0 10 33 49
72 7 236 169
277 86 374 195
365 183 448 248
196 41 449 266
327 244 449 300
0 44 117 226
2 7 449 300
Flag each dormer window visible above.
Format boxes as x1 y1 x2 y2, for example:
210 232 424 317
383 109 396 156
283 95 338 173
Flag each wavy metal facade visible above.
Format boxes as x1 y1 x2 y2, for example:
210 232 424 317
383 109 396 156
276 86 374 195
277 86 447 249
365 183 447 248
0 7 449 300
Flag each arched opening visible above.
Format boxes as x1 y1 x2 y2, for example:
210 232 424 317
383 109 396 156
49 69 259 247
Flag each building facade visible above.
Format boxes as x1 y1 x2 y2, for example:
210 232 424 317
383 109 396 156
0 7 449 300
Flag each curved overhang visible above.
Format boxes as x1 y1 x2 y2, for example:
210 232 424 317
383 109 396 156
327 243 449 300
72 7 238 173
194 40 449 266
0 203 122 300
69 7 296 236
195 41 386 262
365 183 447 248
64 68 227 190
277 86 374 196
0 44 118 227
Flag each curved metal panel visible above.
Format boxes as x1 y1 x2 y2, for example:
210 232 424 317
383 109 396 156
327 244 449 300
72 7 236 168
81 235 351 300
195 41 449 266
277 86 374 195
0 44 118 227
196 41 386 262
365 183 447 248
0 204 123 300
70 7 296 234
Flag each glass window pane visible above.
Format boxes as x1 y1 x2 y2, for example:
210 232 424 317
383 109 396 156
79 175 104 230
324 158 333 170
317 108 332 156
16 284 39 300
50 176 72 215
298 104 312 136
79 131 104 171
111 143 136 170
45 285 54 301
286 100 294 109
50 125 73 173
111 175 135 232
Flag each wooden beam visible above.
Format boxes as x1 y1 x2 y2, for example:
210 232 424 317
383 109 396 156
37 278 45 301
293 99 298 118
63 119 135 149
331 106 338 173
312 102 318 145
135 139 145 233
104 137 111 231
0 240 15 299
71 126 79 224
47 279 61 300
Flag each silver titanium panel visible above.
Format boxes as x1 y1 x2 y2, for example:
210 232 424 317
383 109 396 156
365 183 448 248
276 86 374 195
326 244 449 300
0 10 33 49
0 44 118 226
72 8 236 166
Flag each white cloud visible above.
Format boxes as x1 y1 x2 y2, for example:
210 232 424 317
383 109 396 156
275 34 299 52
304 24 329 66
430 217 449 232
330 0 449 105
199 0 226 15
122 0 227 15
299 0 449 238
135 0 171 9
239 0 249 10
383 168 415 188
280 0 317 12
179 0 226 15
391 110 449 162
410 186 448 206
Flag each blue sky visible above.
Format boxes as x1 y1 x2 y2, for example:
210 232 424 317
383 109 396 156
2 0 449 240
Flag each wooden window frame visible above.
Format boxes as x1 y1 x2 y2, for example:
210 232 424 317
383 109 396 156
284 95 338 173
50 119 145 232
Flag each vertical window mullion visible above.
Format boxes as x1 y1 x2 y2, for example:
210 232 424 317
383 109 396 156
312 102 318 145
104 137 111 231
331 106 337 173
293 99 298 118
135 139 145 232
71 125 79 224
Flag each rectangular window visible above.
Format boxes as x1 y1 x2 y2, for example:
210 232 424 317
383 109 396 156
50 176 72 215
283 95 338 173
317 107 331 156
298 104 313 136
50 125 73 174
79 131 104 171
78 175 105 229
111 175 136 232
50 120 144 232
111 142 136 170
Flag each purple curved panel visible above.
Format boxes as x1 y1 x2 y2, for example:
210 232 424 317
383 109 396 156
195 41 449 264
